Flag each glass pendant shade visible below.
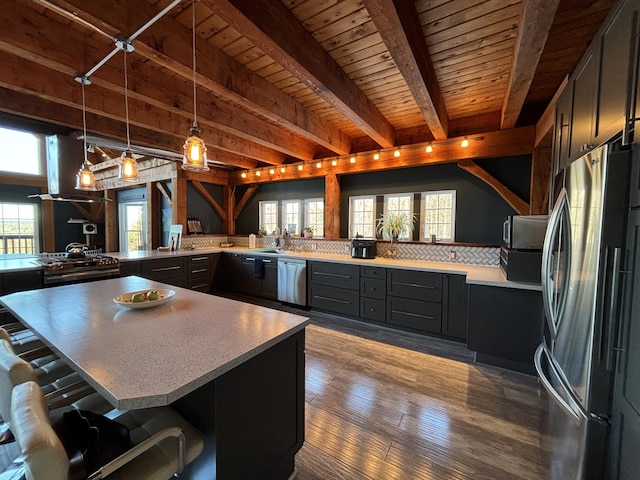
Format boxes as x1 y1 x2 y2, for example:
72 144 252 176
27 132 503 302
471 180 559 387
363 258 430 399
75 161 96 190
119 150 139 181
182 124 209 171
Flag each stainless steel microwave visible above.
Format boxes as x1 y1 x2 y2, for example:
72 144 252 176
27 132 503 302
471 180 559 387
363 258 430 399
503 215 548 250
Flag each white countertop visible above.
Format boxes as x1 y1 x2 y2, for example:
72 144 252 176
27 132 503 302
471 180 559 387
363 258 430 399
0 276 309 409
112 247 541 291
0 247 542 291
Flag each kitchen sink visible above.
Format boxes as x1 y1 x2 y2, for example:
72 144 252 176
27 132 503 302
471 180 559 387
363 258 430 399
249 248 289 254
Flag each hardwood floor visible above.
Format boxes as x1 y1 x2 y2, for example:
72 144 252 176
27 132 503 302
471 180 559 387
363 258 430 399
295 324 549 480
219 293 552 479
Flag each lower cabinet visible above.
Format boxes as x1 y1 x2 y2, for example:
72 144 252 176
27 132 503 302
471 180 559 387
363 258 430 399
308 261 360 316
387 296 442 333
188 254 214 293
0 269 43 325
140 256 187 288
467 284 543 374
241 254 278 299
442 274 468 340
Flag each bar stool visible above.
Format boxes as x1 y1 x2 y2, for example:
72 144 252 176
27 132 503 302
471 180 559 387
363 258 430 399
10 381 204 480
0 339 112 444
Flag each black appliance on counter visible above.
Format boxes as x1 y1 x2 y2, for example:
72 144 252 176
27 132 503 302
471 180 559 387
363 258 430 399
350 238 377 259
500 214 548 283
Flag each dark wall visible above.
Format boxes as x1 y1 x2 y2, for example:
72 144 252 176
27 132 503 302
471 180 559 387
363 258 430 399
235 156 531 244
236 179 325 234
187 182 224 234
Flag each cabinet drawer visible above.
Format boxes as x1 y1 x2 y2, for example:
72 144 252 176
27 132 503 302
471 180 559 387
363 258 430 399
386 297 441 334
360 277 386 299
188 278 211 293
308 284 359 316
360 265 386 279
387 269 442 302
360 297 386 322
309 262 359 290
188 255 211 275
141 257 186 281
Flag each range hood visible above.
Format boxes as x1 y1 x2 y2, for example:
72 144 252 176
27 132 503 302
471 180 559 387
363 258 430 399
32 134 107 202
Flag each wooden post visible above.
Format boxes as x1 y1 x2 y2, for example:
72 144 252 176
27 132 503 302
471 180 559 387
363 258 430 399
325 174 341 238
104 189 117 252
172 175 187 232
147 182 161 249
529 146 552 214
224 186 235 235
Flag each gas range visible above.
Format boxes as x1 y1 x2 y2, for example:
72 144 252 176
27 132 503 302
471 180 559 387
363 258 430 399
35 252 120 285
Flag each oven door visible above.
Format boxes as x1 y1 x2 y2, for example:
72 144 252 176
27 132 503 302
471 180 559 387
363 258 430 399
43 267 121 286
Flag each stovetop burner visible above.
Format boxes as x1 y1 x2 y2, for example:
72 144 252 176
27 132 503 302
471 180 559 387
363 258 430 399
34 252 119 274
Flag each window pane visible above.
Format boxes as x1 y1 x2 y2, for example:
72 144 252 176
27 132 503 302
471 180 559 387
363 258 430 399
421 190 456 242
304 199 324 237
383 194 413 240
0 127 41 175
349 195 375 238
0 203 39 255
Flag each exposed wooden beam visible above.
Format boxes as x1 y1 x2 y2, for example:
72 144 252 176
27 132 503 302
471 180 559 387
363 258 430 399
204 0 396 148
325 174 341 239
230 127 535 185
535 75 569 147
37 0 352 156
0 51 285 166
234 185 259 221
501 0 561 129
156 182 172 206
191 181 227 221
457 159 529 215
224 186 235 235
364 0 448 140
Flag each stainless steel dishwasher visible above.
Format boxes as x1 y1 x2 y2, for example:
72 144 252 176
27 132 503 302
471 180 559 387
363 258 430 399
277 258 307 306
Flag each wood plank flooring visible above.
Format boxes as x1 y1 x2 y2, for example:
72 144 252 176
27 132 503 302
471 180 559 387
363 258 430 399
220 293 552 479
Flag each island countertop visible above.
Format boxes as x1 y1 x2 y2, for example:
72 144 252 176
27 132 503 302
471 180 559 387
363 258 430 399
0 275 309 410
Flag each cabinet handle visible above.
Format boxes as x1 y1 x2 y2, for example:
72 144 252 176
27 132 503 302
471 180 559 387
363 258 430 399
191 268 208 274
191 256 208 261
313 295 351 305
391 309 434 320
151 265 181 272
315 271 351 279
191 283 209 290
393 281 436 289
262 259 272 263
245 257 255 261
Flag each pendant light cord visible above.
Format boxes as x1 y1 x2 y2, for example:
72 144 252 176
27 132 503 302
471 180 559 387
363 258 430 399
81 81 88 163
124 51 131 150
192 0 197 128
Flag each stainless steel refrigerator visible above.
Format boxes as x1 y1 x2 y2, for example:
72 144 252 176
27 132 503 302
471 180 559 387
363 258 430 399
535 143 631 479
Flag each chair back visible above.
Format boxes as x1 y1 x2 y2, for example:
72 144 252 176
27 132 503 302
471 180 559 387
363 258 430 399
0 339 36 421
10 381 69 480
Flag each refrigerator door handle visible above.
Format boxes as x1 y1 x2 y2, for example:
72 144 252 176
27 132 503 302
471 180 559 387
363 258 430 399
605 247 623 370
541 188 571 340
535 344 587 426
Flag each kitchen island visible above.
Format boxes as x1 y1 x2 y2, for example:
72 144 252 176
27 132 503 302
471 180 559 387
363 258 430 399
0 275 309 479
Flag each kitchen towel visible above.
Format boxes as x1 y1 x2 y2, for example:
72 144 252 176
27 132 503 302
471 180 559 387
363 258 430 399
254 258 264 279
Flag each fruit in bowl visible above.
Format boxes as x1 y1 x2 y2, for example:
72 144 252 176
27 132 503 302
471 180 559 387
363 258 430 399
131 292 146 303
146 290 160 301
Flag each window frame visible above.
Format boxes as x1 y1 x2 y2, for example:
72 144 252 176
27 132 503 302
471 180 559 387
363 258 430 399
349 195 377 238
420 190 456 243
382 193 414 241
118 202 148 252
259 200 278 235
282 199 302 236
304 198 324 238
0 202 40 256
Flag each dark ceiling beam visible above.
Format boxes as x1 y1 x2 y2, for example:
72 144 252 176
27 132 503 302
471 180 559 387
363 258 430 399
0 1 314 162
204 0 396 148
501 0 561 129
363 0 449 140
32 0 352 156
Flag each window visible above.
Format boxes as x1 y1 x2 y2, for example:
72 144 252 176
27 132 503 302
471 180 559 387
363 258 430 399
0 127 41 176
383 194 413 240
119 203 147 252
259 201 278 234
421 190 456 242
305 199 324 237
349 195 376 238
282 200 301 235
0 203 39 255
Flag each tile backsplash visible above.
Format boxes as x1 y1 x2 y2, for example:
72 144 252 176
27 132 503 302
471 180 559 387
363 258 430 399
181 235 500 266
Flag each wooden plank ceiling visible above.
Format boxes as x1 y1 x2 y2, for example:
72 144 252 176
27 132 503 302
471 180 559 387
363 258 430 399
0 0 615 183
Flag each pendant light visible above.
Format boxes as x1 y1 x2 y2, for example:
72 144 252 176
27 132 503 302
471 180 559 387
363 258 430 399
182 0 209 171
119 47 139 181
75 77 96 191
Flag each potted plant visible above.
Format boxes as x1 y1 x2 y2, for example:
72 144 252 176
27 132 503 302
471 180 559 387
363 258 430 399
376 211 416 250
303 226 314 238
258 225 268 236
